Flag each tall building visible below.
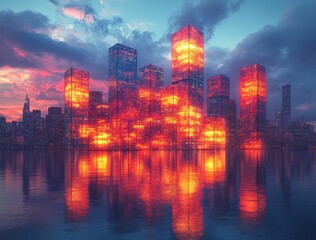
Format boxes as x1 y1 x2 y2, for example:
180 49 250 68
207 74 230 116
139 64 164 90
22 94 31 145
240 64 266 149
108 43 138 149
64 68 89 148
171 25 204 149
0 117 6 146
171 25 204 108
31 110 43 146
46 107 64 148
282 84 291 130
138 64 164 148
89 91 103 121
207 75 237 148
108 43 137 109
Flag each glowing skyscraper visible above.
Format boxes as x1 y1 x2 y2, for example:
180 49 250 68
171 25 204 108
239 64 266 149
64 68 89 148
171 25 204 149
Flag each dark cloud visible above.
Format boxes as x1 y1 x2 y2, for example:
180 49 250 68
0 10 91 68
49 0 59 6
0 10 51 31
212 1 316 120
168 0 244 40
36 88 63 101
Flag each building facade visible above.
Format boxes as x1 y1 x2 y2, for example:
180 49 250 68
239 64 266 149
171 25 204 108
207 75 237 148
64 68 89 148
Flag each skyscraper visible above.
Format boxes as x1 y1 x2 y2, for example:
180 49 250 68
207 74 230 116
108 43 137 149
139 64 164 90
31 110 42 147
64 68 89 148
240 64 266 149
22 94 31 145
171 25 204 149
108 43 137 109
171 25 204 108
282 84 291 130
46 107 64 148
138 64 164 148
207 75 237 148
89 91 103 122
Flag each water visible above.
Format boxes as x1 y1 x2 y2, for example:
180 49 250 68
1 150 316 240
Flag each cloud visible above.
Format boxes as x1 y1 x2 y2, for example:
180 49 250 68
61 2 97 23
168 0 244 40
211 1 316 120
49 0 59 6
62 6 85 20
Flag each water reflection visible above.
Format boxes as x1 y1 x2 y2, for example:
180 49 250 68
1 150 316 239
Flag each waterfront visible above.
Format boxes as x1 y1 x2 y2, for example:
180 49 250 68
1 150 316 239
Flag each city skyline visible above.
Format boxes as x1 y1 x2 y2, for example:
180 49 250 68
0 0 316 122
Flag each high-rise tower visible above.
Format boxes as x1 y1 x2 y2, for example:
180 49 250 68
64 68 89 148
22 94 31 145
108 43 138 149
207 75 237 148
171 25 204 108
240 64 266 149
171 25 204 148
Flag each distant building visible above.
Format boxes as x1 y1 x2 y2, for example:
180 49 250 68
239 64 266 149
31 110 43 147
64 68 89 148
207 74 230 116
0 117 6 146
139 64 164 90
275 112 282 127
282 84 291 130
22 94 31 145
46 107 64 148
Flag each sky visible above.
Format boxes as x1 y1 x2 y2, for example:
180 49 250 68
0 0 315 122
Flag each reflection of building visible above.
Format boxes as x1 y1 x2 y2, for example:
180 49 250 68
282 84 291 130
64 68 89 148
207 75 237 148
239 151 266 221
171 25 204 108
240 64 266 149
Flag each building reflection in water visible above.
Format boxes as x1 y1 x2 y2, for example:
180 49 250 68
239 150 266 222
0 150 269 236
63 150 230 238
